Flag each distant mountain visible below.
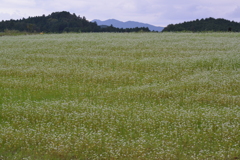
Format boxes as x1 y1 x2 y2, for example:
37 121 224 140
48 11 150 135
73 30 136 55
0 11 151 33
162 17 240 32
92 19 164 32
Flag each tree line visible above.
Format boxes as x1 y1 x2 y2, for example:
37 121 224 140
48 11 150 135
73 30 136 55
0 11 150 33
162 17 240 32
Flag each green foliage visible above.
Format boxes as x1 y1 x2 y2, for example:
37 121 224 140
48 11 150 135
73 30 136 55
0 29 31 36
163 17 240 32
0 11 150 33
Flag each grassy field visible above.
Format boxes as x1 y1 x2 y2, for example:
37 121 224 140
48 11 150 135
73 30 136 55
0 32 239 159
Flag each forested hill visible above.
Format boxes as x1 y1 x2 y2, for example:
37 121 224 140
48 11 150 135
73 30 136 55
162 17 240 32
0 11 150 33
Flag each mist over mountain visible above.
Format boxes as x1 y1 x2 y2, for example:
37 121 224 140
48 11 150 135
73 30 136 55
92 19 164 32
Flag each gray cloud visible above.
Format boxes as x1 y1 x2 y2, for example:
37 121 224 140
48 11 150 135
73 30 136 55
1 0 240 26
228 6 240 21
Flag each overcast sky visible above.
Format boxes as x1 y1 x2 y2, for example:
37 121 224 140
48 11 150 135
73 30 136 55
0 0 240 27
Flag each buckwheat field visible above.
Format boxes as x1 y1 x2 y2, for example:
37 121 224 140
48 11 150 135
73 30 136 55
0 32 239 160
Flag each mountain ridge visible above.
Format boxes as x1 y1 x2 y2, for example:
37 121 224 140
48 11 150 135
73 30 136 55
0 11 151 33
92 19 164 32
162 17 240 32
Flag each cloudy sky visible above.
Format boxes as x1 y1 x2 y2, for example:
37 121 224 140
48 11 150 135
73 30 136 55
0 0 240 27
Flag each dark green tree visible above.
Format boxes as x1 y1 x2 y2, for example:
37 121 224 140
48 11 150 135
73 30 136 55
162 17 240 32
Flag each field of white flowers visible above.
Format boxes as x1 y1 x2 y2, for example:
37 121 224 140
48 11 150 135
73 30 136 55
0 32 239 159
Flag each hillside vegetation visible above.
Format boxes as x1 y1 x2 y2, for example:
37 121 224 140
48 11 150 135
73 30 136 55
163 17 240 32
0 11 150 33
0 33 239 159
